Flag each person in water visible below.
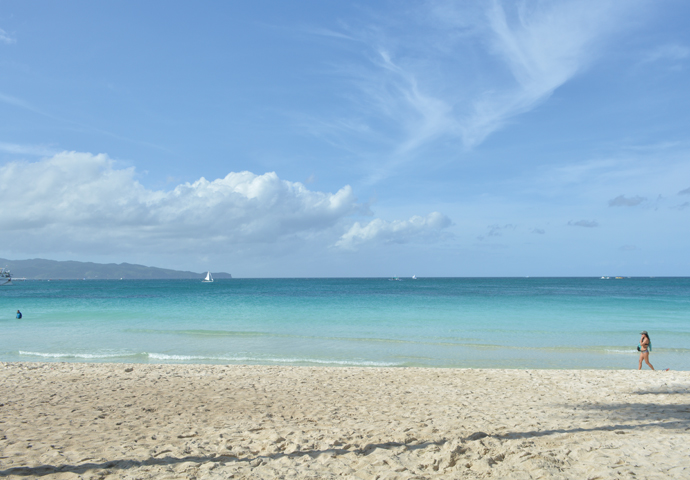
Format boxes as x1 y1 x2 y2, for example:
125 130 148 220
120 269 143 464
638 330 654 370
16 310 22 319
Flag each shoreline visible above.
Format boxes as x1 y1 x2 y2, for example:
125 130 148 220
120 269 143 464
1 362 689 478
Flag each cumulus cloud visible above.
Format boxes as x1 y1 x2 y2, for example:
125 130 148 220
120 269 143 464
608 195 646 207
568 220 598 228
679 187 690 195
335 212 452 250
0 152 367 254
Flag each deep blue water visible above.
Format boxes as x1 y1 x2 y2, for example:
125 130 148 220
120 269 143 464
1 277 688 369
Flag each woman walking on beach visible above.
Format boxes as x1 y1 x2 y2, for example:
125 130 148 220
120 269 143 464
638 331 654 370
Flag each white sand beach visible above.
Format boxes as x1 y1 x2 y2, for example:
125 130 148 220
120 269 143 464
1 362 689 479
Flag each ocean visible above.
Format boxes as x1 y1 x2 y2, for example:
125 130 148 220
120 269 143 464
1 277 688 370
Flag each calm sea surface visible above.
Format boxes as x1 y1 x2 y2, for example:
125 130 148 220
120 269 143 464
1 278 688 370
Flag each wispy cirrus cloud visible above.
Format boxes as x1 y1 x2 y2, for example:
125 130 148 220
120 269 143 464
0 142 59 157
0 93 40 112
0 28 15 45
317 0 644 170
462 0 631 147
0 92 172 153
640 43 690 64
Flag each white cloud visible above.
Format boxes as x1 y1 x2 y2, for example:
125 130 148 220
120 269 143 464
0 142 58 156
641 43 690 64
608 195 646 207
477 223 517 241
0 152 365 254
0 28 15 45
568 220 598 228
462 0 631 147
335 212 452 250
329 0 639 161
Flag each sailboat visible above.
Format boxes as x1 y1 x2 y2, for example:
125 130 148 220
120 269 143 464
202 271 214 283
412 275 417 280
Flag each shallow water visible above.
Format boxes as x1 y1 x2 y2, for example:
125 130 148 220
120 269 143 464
1 277 688 369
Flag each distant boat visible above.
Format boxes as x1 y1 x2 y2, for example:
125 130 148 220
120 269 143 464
202 271 214 283
600 276 609 279
388 276 402 281
412 275 417 280
1 267 11 286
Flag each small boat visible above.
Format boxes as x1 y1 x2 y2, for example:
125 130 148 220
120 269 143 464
1 267 11 286
202 271 214 283
412 275 417 280
388 276 402 281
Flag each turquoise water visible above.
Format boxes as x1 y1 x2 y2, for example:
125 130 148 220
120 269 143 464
1 277 689 369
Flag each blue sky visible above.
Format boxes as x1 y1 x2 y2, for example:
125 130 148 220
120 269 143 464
1 0 689 277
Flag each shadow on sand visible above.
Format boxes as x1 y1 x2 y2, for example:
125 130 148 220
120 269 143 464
0 440 445 477
2 400 689 477
495 400 690 440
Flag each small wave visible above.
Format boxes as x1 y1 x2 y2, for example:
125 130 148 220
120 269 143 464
604 349 640 355
147 352 399 367
126 329 273 338
239 357 401 367
148 353 220 361
18 350 145 360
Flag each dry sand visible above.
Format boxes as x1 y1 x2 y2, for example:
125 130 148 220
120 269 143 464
1 362 689 479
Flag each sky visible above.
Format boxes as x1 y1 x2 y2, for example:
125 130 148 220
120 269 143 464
1 0 689 277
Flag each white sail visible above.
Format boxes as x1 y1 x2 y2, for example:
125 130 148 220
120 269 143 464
202 271 214 282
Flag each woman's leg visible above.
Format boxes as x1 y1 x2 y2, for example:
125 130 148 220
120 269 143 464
638 353 644 370
644 352 654 370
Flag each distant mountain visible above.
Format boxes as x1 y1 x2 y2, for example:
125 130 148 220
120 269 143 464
0 258 232 280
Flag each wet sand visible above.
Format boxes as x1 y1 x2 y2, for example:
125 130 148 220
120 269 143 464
1 362 689 479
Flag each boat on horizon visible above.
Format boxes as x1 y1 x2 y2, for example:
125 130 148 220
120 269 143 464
202 271 214 283
1 267 11 286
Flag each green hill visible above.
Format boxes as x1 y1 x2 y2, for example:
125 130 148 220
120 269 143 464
0 258 232 280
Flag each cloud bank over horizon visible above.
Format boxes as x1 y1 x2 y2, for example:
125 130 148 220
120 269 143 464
0 152 451 257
